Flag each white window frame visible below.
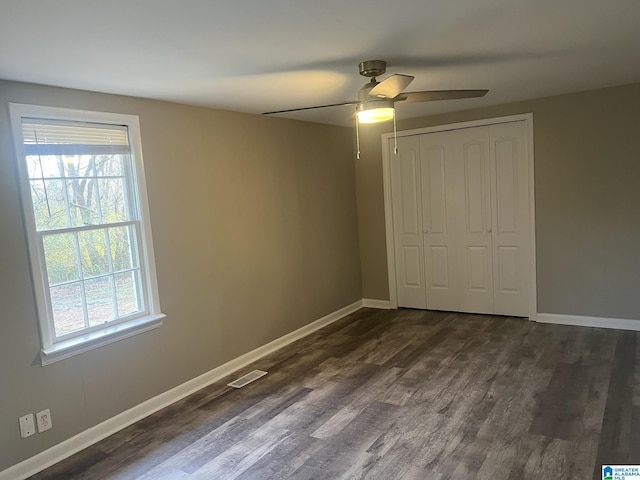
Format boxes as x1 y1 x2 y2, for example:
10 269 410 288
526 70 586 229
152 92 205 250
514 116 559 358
9 104 165 365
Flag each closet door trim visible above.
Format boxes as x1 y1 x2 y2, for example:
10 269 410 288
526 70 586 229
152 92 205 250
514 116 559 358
382 113 537 320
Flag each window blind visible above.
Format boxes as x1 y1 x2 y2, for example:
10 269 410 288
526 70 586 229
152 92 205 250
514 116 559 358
22 119 130 156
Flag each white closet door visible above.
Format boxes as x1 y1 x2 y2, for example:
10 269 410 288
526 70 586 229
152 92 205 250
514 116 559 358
420 128 493 313
419 131 459 311
390 135 427 308
490 122 530 317
452 128 494 314
388 119 532 317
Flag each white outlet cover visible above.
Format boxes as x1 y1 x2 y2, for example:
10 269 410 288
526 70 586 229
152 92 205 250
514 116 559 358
19 414 36 438
36 408 52 433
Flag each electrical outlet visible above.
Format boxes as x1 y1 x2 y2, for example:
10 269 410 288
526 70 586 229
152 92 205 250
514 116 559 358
19 414 36 438
36 409 52 433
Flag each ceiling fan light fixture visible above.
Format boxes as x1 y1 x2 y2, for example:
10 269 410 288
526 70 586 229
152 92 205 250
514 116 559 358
356 100 395 123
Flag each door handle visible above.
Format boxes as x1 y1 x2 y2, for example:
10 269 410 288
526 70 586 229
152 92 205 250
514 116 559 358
423 229 429 234
487 228 492 233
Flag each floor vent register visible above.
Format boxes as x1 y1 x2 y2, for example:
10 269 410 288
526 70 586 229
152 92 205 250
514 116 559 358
227 369 268 388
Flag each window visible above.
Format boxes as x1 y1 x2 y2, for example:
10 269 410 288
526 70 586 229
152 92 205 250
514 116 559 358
10 104 164 365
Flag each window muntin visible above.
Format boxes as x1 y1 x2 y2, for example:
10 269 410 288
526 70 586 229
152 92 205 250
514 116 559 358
10 105 163 361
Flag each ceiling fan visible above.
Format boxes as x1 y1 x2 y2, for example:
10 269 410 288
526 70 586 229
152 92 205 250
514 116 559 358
262 59 488 124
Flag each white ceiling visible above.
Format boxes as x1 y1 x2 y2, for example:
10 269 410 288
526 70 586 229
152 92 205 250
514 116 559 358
1 0 639 126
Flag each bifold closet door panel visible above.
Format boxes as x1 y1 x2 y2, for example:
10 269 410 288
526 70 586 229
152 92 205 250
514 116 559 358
420 132 459 311
490 121 530 317
390 135 427 309
419 127 493 313
452 128 494 314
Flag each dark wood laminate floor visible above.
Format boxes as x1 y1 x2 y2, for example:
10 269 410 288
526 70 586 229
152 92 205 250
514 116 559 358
30 309 640 480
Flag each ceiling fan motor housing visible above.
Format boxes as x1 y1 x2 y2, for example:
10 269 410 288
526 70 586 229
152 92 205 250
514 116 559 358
359 60 387 78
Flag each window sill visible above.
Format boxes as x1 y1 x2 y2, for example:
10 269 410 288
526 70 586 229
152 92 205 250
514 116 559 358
40 314 165 366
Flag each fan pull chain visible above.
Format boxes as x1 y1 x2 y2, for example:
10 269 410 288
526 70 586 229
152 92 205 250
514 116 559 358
355 112 361 160
393 112 398 155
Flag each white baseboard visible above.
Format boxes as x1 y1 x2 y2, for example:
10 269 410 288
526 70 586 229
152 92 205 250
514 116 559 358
0 300 364 480
536 313 640 331
362 298 392 309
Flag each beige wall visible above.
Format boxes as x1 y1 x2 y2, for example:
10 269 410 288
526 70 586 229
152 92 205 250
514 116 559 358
0 80 361 470
357 83 640 320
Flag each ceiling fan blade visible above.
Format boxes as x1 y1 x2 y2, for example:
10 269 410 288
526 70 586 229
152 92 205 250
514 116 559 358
369 74 414 99
395 90 488 103
263 101 359 115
